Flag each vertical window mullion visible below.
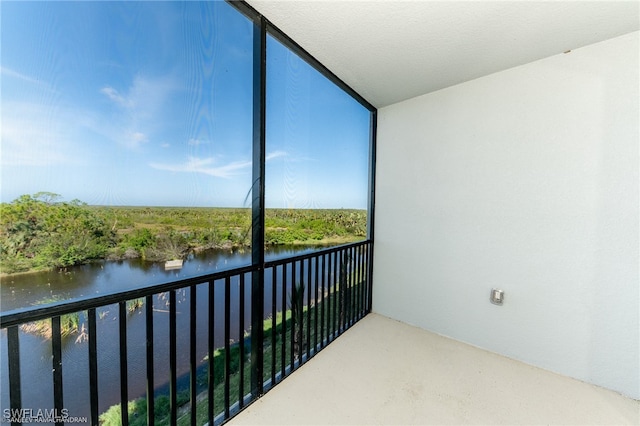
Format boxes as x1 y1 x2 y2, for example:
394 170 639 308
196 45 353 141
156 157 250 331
250 14 267 398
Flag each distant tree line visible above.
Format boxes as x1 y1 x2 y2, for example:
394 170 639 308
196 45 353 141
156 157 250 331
0 193 367 275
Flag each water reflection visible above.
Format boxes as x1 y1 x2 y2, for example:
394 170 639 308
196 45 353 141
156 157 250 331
0 245 320 312
0 245 324 422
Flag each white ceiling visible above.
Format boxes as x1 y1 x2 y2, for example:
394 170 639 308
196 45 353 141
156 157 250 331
245 1 639 108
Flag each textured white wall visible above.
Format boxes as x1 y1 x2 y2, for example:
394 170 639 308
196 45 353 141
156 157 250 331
373 32 639 399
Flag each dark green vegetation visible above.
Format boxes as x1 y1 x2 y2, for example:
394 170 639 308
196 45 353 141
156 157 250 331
0 193 366 275
0 193 113 274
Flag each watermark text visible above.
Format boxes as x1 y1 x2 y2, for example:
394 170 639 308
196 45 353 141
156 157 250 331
2 409 87 423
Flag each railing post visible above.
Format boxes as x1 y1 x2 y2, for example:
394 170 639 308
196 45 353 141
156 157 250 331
51 316 64 426
118 302 129 426
7 326 22 426
169 291 177 425
144 296 155 425
250 13 267 397
88 308 99 425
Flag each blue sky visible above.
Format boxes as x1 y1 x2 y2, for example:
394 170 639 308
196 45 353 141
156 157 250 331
1 1 370 209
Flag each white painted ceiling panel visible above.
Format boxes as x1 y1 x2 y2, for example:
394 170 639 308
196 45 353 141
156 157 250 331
245 0 640 108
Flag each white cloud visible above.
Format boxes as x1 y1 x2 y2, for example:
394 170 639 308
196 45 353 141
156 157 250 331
150 156 250 179
149 151 287 179
1 67 40 84
100 86 130 107
266 150 287 161
1 67 59 92
100 75 178 149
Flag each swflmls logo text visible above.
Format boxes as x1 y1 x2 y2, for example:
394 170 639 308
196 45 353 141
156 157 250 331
2 408 86 423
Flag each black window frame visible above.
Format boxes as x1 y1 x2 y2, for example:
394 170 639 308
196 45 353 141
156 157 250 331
228 0 377 396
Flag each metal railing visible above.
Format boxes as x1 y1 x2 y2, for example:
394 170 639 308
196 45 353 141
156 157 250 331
0 240 372 425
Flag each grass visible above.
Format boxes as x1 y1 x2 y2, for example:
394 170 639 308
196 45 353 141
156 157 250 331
99 314 281 426
19 297 81 339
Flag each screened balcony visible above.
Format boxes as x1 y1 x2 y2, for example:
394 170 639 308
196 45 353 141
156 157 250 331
2 0 639 425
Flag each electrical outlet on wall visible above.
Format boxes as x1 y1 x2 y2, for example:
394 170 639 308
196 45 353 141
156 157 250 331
490 288 504 305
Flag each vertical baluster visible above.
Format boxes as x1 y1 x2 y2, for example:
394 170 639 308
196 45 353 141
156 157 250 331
351 246 356 325
368 242 373 312
271 266 277 386
320 254 326 348
352 246 357 323
7 326 21 426
299 259 305 363
329 252 333 337
145 296 155 425
327 253 331 340
348 248 353 326
348 248 352 326
239 273 245 408
290 260 296 370
344 249 349 329
169 291 177 425
363 243 368 314
349 246 355 326
345 248 350 329
326 253 331 342
306 258 312 359
365 243 369 311
224 276 231 418
118 302 128 426
88 308 99 425
358 245 363 314
333 250 342 339
358 245 362 318
357 244 362 317
359 244 363 318
335 250 341 336
352 246 357 324
342 248 347 331
208 281 215 424
330 251 336 341
51 316 64 426
343 249 348 329
190 285 197 425
362 243 368 316
314 255 319 354
346 248 352 329
360 243 364 312
281 263 287 378
348 247 353 326
338 249 343 335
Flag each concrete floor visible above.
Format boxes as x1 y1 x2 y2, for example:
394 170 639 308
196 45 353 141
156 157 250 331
230 313 639 425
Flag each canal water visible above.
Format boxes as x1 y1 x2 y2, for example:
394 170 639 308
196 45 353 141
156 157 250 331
0 245 320 422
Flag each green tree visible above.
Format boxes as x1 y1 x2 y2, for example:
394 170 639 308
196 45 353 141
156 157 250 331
0 194 114 273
